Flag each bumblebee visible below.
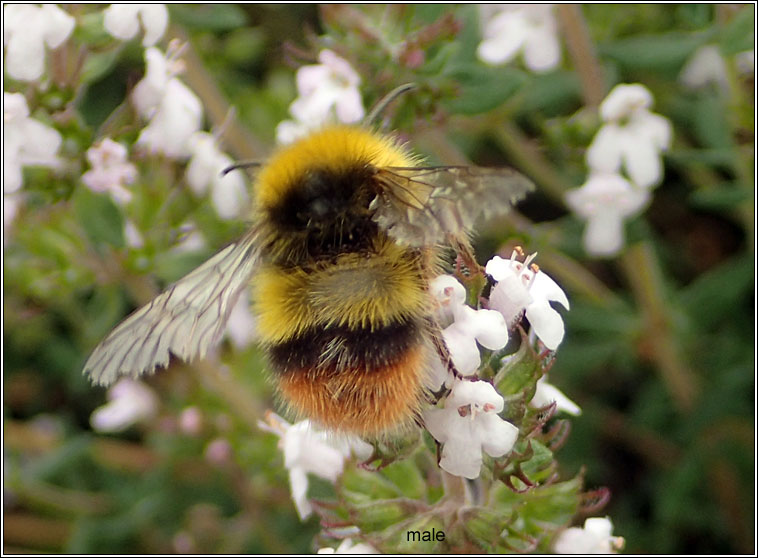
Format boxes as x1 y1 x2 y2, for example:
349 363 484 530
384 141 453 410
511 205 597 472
84 121 533 438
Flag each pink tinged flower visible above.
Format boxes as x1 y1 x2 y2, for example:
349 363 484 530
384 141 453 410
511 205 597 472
178 406 203 435
103 4 168 47
424 379 518 479
531 376 581 416
486 252 570 351
82 138 137 205
553 517 625 554
4 92 62 193
3 4 75 82
317 539 379 554
90 378 158 432
586 83 672 189
565 171 650 257
259 413 372 520
204 437 233 465
477 4 561 73
185 132 248 220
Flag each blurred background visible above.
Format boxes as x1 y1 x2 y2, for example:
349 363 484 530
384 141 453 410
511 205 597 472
3 4 754 554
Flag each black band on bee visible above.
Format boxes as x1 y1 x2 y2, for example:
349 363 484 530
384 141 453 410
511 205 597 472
267 318 422 374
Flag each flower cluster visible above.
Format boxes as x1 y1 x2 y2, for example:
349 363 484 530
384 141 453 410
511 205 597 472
565 84 672 256
422 250 574 479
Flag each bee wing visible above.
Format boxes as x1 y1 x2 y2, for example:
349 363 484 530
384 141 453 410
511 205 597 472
84 230 261 387
370 166 534 246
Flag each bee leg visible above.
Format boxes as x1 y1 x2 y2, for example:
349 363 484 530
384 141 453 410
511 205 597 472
448 234 484 277
428 323 461 380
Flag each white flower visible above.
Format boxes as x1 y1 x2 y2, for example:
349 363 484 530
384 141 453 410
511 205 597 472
318 539 379 554
565 171 650 257
430 275 509 377
82 138 137 205
103 4 168 47
430 274 467 325
3 4 75 82
486 251 570 350
90 378 158 432
259 413 372 520
531 376 581 416
554 517 625 554
131 46 176 119
225 291 257 349
4 92 62 193
679 45 728 92
586 83 672 189
136 79 203 159
477 4 561 73
425 379 518 479
276 49 365 145
132 46 202 159
185 132 248 219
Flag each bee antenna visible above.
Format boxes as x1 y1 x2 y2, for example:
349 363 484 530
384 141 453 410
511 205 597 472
221 161 262 176
364 83 417 127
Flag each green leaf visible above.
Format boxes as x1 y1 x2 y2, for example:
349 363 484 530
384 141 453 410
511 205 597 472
719 5 755 55
692 94 734 150
80 49 123 84
169 4 247 31
379 460 426 500
493 337 542 398
688 184 751 210
443 65 527 115
599 31 711 73
679 253 753 326
73 188 125 249
517 71 583 117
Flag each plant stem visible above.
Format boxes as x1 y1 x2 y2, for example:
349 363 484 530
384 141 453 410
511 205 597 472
556 5 606 107
620 242 699 413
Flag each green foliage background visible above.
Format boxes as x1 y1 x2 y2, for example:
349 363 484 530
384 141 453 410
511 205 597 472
3 4 754 554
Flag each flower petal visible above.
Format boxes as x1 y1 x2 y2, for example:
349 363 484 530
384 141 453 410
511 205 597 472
525 300 565 350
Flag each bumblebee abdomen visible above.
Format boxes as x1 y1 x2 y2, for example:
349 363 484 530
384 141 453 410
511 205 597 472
253 246 434 437
271 322 431 437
